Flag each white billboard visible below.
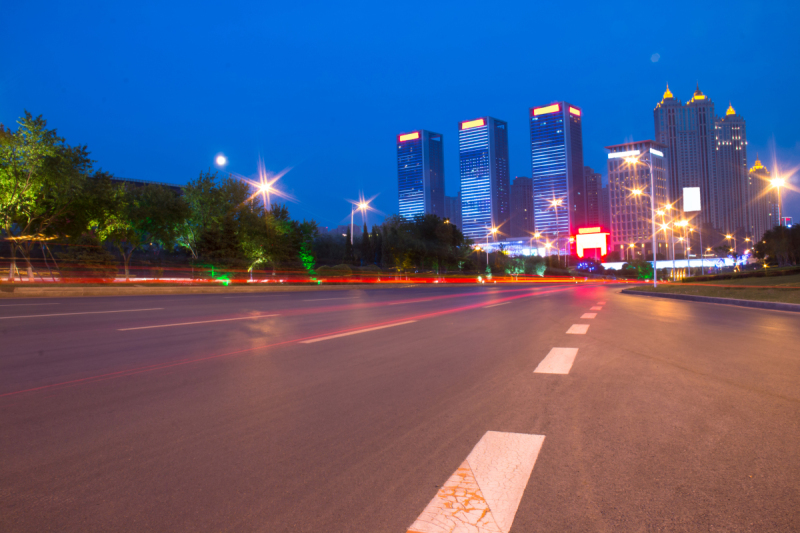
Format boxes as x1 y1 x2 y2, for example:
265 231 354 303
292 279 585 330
683 187 701 212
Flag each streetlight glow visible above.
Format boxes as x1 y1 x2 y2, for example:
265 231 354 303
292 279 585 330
215 154 227 166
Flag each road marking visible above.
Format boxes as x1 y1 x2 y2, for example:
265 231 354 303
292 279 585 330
407 431 545 533
118 314 279 331
567 324 589 334
300 320 416 343
389 299 434 305
302 297 360 301
590 306 603 311
534 347 579 374
598 301 606 304
0 308 163 320
484 302 510 308
581 313 597 319
0 303 60 307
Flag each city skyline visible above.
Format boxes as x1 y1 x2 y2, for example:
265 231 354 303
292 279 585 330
2 2 798 229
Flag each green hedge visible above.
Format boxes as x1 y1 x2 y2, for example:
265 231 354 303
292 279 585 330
682 266 800 283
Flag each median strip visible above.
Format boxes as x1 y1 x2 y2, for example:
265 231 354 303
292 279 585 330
118 314 279 331
299 320 416 343
1 308 163 320
406 431 545 533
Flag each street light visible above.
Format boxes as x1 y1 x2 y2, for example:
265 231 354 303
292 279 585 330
350 200 370 245
549 198 564 267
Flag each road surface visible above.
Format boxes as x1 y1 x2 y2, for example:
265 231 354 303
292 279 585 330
1 283 798 531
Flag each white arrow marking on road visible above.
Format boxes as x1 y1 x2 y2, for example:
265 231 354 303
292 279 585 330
567 324 589 334
580 313 597 319
407 431 545 533
534 348 579 374
590 306 603 311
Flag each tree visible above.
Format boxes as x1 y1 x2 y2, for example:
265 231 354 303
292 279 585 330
176 170 223 259
360 222 371 265
0 112 91 281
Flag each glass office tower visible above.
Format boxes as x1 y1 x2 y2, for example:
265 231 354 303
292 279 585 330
459 117 509 241
397 130 445 219
530 102 586 251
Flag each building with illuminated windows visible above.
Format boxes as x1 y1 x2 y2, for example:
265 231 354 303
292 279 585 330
748 157 775 239
606 140 669 260
584 166 602 226
444 193 462 229
510 176 533 237
654 84 719 230
529 102 585 254
458 117 510 241
396 130 445 219
715 103 750 241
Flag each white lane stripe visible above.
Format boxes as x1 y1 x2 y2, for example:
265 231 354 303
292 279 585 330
484 302 510 308
0 308 163 320
118 314 279 331
534 348 579 374
567 324 589 334
300 320 416 344
581 313 597 319
0 303 60 307
407 431 545 533
389 299 434 305
598 301 606 304
590 306 603 311
302 297 360 301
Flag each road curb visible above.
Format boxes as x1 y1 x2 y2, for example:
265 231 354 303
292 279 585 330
621 289 800 313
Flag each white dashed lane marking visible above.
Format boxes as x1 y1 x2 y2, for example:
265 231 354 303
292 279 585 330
407 431 545 533
2 308 163 320
300 320 416 343
581 313 597 319
598 301 606 304
590 306 603 311
484 302 510 308
534 348 579 374
567 324 589 334
118 314 279 331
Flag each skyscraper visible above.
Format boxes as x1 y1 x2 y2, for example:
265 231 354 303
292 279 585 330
510 176 533 237
749 157 775 239
444 193 462 229
599 184 611 229
459 117 510 241
584 166 602 226
654 84 718 229
606 140 669 259
714 103 749 238
397 130 445 219
530 102 585 251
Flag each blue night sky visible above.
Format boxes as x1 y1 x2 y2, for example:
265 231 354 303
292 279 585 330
3 0 799 229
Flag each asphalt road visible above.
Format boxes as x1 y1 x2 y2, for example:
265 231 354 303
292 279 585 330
1 283 799 532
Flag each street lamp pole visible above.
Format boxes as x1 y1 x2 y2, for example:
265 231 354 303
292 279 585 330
626 151 659 287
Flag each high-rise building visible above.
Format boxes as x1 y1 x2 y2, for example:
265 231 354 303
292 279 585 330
510 176 534 237
748 157 776 239
714 103 749 238
584 166 602 226
599 184 611 230
530 102 585 251
606 140 669 260
397 130 445 219
654 84 718 228
459 117 510 241
444 193 462 229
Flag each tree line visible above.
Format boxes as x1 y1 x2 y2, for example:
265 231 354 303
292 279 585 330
1 113 474 282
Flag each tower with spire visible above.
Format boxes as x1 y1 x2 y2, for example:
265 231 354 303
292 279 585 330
715 99 749 241
654 83 718 231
